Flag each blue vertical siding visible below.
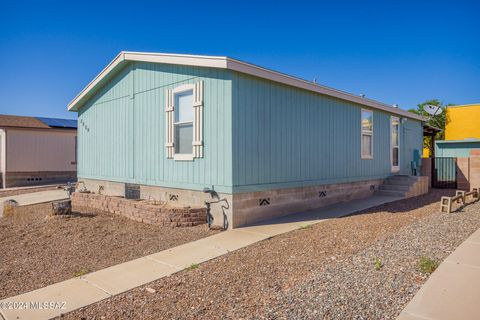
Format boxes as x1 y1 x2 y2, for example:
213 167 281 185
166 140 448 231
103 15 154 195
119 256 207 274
401 119 423 174
231 72 423 192
77 62 423 195
78 62 233 193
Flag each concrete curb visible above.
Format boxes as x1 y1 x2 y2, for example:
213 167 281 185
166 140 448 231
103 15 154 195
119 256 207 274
398 227 480 320
0 189 70 218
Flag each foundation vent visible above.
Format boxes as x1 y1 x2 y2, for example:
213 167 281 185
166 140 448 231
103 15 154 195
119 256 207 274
125 183 141 200
259 198 270 206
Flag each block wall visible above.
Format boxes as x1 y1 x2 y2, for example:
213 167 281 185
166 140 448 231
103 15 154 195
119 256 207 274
72 192 207 227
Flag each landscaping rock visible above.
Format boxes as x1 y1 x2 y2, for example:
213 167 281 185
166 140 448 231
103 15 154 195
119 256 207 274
0 202 218 300
51 200 72 216
145 287 156 294
62 189 480 320
2 199 19 217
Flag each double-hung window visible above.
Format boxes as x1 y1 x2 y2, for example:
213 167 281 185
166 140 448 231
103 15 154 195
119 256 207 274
361 109 373 159
174 87 194 158
165 82 204 160
391 117 400 172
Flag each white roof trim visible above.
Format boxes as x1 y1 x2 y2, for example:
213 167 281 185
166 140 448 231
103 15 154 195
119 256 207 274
67 51 425 121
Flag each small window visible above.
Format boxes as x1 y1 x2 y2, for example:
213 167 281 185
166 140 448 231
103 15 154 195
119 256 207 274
361 109 373 159
174 89 194 156
391 117 400 171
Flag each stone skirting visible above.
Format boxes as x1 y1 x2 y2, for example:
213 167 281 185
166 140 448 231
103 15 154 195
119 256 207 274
71 192 207 227
78 177 391 229
78 178 232 229
231 179 385 227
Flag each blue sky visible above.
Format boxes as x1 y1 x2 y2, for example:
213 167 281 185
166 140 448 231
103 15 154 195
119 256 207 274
0 0 479 119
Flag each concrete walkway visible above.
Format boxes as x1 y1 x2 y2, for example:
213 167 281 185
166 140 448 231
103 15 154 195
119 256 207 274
0 184 59 194
0 195 400 320
0 189 69 217
398 227 480 320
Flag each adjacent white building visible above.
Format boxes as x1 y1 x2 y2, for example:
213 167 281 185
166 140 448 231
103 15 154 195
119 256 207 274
0 115 77 188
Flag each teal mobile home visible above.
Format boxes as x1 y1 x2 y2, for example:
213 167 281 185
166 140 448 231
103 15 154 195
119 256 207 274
68 52 425 228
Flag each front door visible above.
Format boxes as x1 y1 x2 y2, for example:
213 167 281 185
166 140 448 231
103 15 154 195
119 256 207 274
391 117 400 172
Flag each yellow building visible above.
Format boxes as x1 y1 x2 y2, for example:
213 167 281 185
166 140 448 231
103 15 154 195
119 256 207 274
445 103 480 140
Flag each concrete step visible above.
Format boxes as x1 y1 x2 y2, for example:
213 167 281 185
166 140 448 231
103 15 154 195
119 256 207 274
378 184 410 192
388 175 416 180
374 189 406 197
384 179 415 186
388 175 418 181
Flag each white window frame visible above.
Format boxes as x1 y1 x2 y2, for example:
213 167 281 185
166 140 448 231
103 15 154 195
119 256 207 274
391 116 400 172
172 84 195 161
361 109 374 159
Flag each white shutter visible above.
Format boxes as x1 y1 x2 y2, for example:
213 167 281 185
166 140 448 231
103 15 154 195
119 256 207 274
193 81 204 158
165 88 174 158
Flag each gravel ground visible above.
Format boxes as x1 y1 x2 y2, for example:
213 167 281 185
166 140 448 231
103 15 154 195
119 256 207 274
0 203 218 300
272 195 480 319
61 189 468 320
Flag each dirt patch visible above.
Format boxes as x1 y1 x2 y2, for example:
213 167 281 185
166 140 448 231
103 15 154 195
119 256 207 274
63 189 456 320
0 203 219 299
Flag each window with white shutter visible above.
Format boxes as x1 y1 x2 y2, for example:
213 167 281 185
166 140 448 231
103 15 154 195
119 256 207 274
361 109 373 159
165 81 204 160
192 81 204 158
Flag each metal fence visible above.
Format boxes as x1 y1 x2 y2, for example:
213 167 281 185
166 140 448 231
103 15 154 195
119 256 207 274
432 157 457 189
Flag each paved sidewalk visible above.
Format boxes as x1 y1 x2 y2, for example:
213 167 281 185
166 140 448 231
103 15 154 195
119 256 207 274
0 195 399 320
0 184 58 193
398 228 480 320
0 189 69 217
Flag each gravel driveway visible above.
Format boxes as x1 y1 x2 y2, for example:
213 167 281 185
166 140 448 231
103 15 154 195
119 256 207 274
0 203 218 300
61 189 477 320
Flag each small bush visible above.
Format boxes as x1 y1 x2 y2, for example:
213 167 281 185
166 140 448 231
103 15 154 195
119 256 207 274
418 257 440 274
299 225 311 230
186 263 199 271
73 269 89 277
374 258 383 271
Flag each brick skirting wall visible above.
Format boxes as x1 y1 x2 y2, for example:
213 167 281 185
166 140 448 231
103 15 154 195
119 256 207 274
71 192 207 227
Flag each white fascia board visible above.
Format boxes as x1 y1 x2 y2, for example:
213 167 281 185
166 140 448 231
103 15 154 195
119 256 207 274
124 51 228 69
68 51 425 121
67 52 227 111
68 52 126 111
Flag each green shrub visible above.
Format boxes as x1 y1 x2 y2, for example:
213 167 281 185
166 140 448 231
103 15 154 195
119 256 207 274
418 257 440 274
299 224 311 230
73 269 89 277
374 258 383 271
186 263 199 271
